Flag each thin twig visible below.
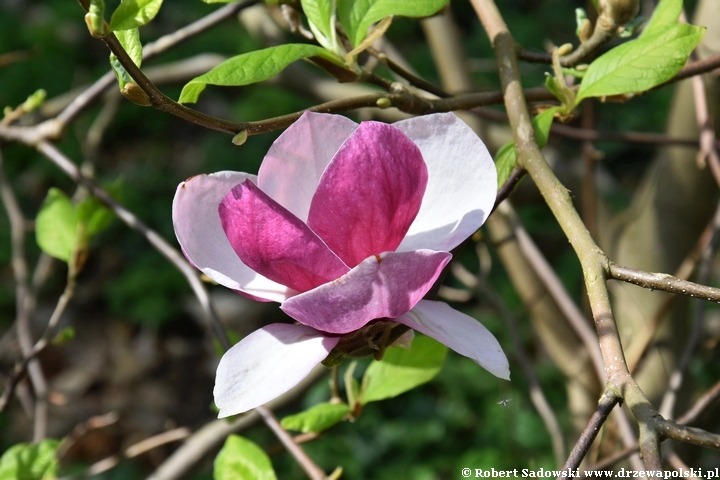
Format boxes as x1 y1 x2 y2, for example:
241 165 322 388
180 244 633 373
608 262 720 302
0 147 49 440
498 203 606 382
690 69 720 184
256 406 326 480
626 218 714 372
676 378 720 425
33 140 229 351
492 167 526 213
659 201 720 419
583 445 639 473
147 367 327 480
87 427 192 476
366 47 449 98
561 390 619 475
58 0 261 128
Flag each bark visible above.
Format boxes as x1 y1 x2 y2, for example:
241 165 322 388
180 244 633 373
599 0 720 404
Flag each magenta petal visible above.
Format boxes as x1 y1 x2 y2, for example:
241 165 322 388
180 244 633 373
214 324 339 417
219 180 349 293
281 250 451 334
172 172 292 302
258 111 359 222
307 122 428 267
396 300 510 380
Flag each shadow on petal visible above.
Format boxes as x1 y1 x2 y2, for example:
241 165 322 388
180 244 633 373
214 323 339 417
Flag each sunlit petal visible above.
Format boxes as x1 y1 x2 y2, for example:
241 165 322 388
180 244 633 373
395 113 497 252
214 323 339 417
396 300 510 380
281 250 451 334
172 172 291 302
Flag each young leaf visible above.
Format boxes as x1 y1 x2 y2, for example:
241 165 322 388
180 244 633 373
214 435 277 480
115 28 142 68
338 0 448 47
22 89 47 112
494 141 517 189
362 335 447 404
640 0 681 38
76 196 115 238
109 0 163 31
576 23 705 103
36 188 77 263
302 0 334 46
0 439 60 480
281 402 351 433
179 44 340 104
494 107 559 187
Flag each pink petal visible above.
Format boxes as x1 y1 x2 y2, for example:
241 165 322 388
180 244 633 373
258 111 359 222
307 122 428 267
172 172 291 302
219 180 349 293
281 250 451 334
214 324 339 417
394 113 497 252
396 300 510 380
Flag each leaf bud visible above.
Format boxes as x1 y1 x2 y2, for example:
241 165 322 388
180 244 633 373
120 82 152 106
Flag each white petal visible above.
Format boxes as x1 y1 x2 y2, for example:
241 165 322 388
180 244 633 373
394 113 497 252
172 171 291 302
214 324 339 417
258 111 359 222
396 300 510 380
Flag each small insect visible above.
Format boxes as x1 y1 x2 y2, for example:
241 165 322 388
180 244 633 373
497 398 512 407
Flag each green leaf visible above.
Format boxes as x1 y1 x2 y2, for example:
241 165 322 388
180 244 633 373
362 335 447 404
494 107 558 187
494 141 517 189
76 196 115 238
640 0 681 38
338 0 448 47
576 23 705 103
301 0 334 46
281 402 351 433
109 0 163 31
214 435 277 480
36 188 77 263
22 89 47 112
110 54 132 89
115 28 142 68
179 44 339 104
0 439 60 480
86 0 108 36
532 107 558 147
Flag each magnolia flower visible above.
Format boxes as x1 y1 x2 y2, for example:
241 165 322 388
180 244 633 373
173 111 509 417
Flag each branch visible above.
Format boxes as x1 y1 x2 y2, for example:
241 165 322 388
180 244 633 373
470 0 651 468
561 390 620 473
492 168 526 212
366 46 449 98
147 367 327 480
659 201 720 419
657 420 720 449
676 378 720 425
0 147 49 440
256 406 326 480
607 262 720 302
497 203 606 382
